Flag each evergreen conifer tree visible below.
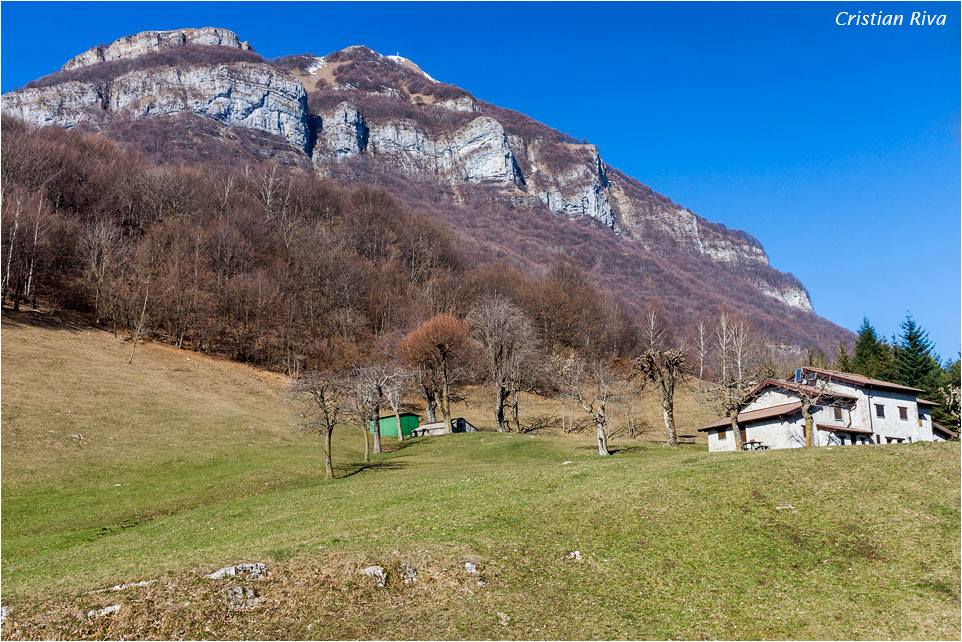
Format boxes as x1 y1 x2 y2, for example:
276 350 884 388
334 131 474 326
852 317 894 379
834 339 853 372
894 315 936 389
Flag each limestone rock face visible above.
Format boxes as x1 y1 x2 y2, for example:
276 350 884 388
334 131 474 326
435 96 479 112
441 117 522 184
2 63 309 151
0 81 103 129
314 109 522 185
526 142 614 228
314 101 368 160
754 282 813 311
63 27 252 71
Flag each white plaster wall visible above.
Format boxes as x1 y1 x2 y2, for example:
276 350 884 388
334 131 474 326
821 380 932 443
742 390 796 412
744 418 806 449
707 427 737 452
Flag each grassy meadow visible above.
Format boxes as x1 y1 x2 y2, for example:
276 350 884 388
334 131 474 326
1 309 959 639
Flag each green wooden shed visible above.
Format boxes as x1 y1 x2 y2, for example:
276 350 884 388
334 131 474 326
369 412 420 437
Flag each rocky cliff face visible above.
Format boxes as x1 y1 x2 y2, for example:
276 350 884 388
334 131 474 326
3 61 308 151
1 29 814 313
315 109 523 186
62 27 252 71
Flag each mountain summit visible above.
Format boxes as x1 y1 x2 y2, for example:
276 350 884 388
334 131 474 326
2 28 843 348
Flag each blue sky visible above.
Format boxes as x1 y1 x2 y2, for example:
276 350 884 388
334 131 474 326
2 2 959 355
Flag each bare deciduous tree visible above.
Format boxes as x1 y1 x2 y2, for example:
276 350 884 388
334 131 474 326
557 351 619 455
692 318 711 381
703 312 771 451
351 363 395 455
777 371 856 448
292 370 349 479
79 217 121 324
635 304 689 447
399 314 471 434
384 366 413 442
412 363 440 423
468 297 537 432
614 372 646 439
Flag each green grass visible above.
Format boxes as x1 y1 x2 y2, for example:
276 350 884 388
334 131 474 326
2 310 959 639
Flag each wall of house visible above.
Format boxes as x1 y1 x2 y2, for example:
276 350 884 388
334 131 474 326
742 390 796 412
744 418 806 449
823 381 932 443
707 427 737 452
707 427 730 452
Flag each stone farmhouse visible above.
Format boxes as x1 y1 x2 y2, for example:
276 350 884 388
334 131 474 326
700 367 957 452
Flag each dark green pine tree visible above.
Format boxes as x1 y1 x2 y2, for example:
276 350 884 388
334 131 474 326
852 317 894 379
894 315 936 389
834 339 854 373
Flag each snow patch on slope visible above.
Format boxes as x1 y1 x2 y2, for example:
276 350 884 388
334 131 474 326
386 54 438 83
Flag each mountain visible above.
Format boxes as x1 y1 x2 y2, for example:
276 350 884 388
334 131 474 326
1 27 846 350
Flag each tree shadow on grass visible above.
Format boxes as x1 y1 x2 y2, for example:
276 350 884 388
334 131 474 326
337 459 410 478
1 306 95 333
378 437 429 454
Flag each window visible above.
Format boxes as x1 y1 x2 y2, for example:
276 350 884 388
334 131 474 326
717 429 727 440
875 404 885 418
898 406 908 421
833 407 843 421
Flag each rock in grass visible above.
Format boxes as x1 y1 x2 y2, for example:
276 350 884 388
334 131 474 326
109 579 156 591
206 562 268 580
225 586 262 610
776 504 796 510
360 565 387 587
400 562 418 585
566 550 582 561
87 605 120 618
464 561 481 574
1 607 11 626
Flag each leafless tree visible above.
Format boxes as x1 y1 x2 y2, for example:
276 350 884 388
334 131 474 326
351 363 394 455
79 217 121 324
412 364 440 423
635 305 690 447
614 372 647 439
468 297 538 432
702 312 771 451
398 314 471 434
774 371 854 447
292 370 350 479
692 318 711 381
2 188 24 305
551 348 581 433
22 192 51 305
384 366 413 442
557 351 619 455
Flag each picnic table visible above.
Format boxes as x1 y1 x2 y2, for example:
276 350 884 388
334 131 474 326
678 434 696 444
742 440 769 451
